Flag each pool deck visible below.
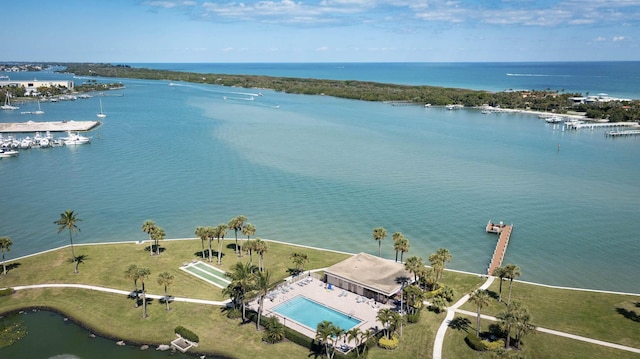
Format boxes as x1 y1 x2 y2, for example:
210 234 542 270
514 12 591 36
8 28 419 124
248 276 391 346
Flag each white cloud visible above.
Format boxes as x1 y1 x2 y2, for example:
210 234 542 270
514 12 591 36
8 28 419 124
316 46 330 51
613 36 626 42
594 36 607 42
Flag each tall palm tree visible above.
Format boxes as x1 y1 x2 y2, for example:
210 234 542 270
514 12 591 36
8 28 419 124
255 238 269 272
392 232 404 262
224 261 257 322
228 215 247 256
504 264 522 305
255 269 271 331
376 308 394 339
397 236 410 262
206 226 216 263
151 226 165 256
141 220 157 255
157 271 174 311
138 267 151 318
240 222 255 258
245 239 256 265
346 328 362 357
315 320 340 359
195 226 207 259
513 302 535 349
54 210 82 274
496 306 517 349
0 236 12 275
469 289 491 337
429 248 452 283
125 264 140 292
289 251 309 274
215 223 228 265
492 266 507 303
372 227 387 257
404 256 425 283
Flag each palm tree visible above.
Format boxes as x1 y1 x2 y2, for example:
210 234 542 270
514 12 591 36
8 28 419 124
224 261 257 322
397 236 410 262
215 223 228 265
228 215 247 256
289 251 309 275
469 289 491 337
404 256 425 283
205 226 216 263
240 222 255 258
138 267 151 318
428 248 452 283
346 328 362 357
504 264 522 305
513 302 535 349
157 271 174 310
124 264 140 292
315 320 340 359
245 239 256 264
496 307 517 349
255 269 271 331
141 220 157 255
0 236 12 275
54 210 82 274
492 266 507 303
195 226 207 259
372 227 387 257
151 226 165 256
430 295 447 313
392 232 404 262
359 329 374 357
254 238 268 272
376 308 395 339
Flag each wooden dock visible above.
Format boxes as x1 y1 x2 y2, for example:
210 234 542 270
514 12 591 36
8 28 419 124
485 220 513 275
0 120 101 133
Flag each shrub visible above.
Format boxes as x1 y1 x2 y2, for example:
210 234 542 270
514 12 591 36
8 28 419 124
0 288 14 296
378 334 399 350
425 288 442 299
406 310 421 323
226 308 242 319
465 333 487 351
174 326 199 343
483 338 505 351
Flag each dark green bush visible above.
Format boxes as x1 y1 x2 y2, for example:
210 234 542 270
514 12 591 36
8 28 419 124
465 333 488 351
226 308 242 319
406 310 421 323
0 288 14 296
174 326 199 343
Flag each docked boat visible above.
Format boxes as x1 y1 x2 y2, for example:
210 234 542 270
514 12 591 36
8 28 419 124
545 115 563 123
62 131 91 145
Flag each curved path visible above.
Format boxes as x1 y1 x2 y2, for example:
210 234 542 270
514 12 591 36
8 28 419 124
12 283 230 306
432 276 640 358
432 276 495 359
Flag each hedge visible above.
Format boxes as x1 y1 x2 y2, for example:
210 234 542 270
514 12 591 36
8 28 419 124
0 288 14 296
378 334 399 350
465 333 487 351
174 325 199 343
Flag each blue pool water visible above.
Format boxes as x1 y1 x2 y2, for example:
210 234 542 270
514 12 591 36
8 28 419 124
272 296 361 331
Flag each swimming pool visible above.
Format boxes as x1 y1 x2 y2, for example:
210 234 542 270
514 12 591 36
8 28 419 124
272 296 361 331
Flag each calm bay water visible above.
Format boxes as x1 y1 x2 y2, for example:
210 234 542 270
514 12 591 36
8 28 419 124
0 63 639 295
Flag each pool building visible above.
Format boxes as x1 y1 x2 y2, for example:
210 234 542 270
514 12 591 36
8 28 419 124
325 252 414 303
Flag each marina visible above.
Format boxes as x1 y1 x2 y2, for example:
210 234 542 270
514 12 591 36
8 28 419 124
485 221 514 275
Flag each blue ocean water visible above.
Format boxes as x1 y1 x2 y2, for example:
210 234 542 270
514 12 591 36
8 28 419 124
0 63 639 294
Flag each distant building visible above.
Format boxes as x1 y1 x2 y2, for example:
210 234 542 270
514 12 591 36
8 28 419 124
0 79 74 96
568 93 631 106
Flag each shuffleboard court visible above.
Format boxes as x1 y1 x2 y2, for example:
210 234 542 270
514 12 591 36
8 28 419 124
181 261 231 288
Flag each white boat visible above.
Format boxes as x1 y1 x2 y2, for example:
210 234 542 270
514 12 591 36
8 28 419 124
33 100 44 115
62 131 91 145
97 99 106 118
0 148 19 158
1 92 19 110
545 115 563 123
19 137 33 149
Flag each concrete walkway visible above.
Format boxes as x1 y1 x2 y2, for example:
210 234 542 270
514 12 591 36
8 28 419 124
432 276 495 359
11 283 230 306
454 309 640 355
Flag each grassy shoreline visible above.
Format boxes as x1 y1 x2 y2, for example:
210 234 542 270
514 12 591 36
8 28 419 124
1 239 639 358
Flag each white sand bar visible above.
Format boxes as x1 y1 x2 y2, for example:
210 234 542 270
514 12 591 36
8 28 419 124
0 120 101 133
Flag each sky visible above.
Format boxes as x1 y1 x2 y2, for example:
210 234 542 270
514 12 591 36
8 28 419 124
3 0 640 63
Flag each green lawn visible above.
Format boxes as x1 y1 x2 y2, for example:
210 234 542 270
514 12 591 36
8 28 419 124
0 239 638 358
458 280 640 349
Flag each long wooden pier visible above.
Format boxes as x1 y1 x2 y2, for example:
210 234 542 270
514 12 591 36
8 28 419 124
485 220 513 275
